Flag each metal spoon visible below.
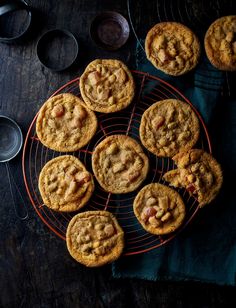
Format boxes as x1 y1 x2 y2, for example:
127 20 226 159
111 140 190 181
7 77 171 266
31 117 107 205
0 115 28 220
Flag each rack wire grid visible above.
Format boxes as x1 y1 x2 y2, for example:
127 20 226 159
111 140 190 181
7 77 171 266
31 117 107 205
22 71 211 255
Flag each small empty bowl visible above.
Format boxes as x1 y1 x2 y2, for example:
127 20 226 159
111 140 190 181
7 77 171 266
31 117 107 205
0 115 28 220
36 29 79 71
90 11 130 50
0 115 23 163
0 0 32 43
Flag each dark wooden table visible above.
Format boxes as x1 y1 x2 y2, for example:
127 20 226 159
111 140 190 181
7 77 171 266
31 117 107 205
0 1 235 307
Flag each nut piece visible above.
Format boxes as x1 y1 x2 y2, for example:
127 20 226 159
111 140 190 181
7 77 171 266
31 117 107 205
70 117 82 129
158 49 169 63
94 246 106 256
75 172 91 185
88 71 100 85
93 241 100 249
113 162 125 173
153 115 165 129
142 207 157 222
68 166 78 175
74 105 87 121
108 74 116 83
47 183 57 193
106 143 119 155
52 104 64 117
114 68 126 83
67 181 78 195
128 170 141 182
104 224 115 237
95 223 104 231
98 88 110 100
120 150 133 164
158 196 169 211
108 96 115 105
155 208 164 218
146 197 157 207
148 216 160 227
161 211 171 222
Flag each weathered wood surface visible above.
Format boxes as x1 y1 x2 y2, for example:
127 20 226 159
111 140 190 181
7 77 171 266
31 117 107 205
0 1 235 307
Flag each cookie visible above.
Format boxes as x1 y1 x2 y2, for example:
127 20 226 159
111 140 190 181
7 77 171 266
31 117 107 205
92 135 149 193
66 211 124 267
145 22 200 76
204 16 236 71
139 99 200 158
163 149 223 207
38 155 94 212
79 59 135 113
36 93 97 152
133 183 186 235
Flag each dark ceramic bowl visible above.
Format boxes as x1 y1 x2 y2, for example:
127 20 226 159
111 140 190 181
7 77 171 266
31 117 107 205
36 29 79 72
90 11 130 50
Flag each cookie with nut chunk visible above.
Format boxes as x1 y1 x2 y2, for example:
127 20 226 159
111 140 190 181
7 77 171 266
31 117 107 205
145 22 200 76
133 183 186 235
66 211 124 267
38 155 94 212
92 135 149 193
36 93 97 152
79 59 135 113
139 99 200 157
163 149 223 207
204 16 236 71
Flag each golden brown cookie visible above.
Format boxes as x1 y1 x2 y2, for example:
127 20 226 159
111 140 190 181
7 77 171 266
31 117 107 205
204 16 236 71
38 155 94 212
145 22 200 76
92 135 149 193
139 99 200 158
133 183 186 235
163 149 223 207
36 93 97 152
66 210 124 267
79 59 135 113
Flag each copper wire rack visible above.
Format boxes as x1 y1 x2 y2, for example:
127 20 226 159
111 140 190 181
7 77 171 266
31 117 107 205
22 71 211 256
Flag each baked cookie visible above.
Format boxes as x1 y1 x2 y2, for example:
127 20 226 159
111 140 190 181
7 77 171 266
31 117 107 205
38 155 94 212
36 93 97 152
163 149 223 207
66 211 124 267
133 183 186 235
139 99 200 157
145 22 200 76
92 135 149 193
79 59 135 113
204 16 236 71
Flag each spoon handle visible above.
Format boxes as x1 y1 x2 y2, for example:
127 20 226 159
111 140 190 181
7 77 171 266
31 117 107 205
5 162 28 220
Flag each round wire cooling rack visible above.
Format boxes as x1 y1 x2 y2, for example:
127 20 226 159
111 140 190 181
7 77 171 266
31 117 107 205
22 71 211 256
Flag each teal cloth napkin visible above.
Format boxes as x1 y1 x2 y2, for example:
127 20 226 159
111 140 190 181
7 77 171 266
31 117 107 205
112 43 236 286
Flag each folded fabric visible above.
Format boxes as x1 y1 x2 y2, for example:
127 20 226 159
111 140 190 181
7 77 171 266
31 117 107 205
112 42 236 286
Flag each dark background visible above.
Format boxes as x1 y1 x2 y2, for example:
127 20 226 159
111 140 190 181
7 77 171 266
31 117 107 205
0 0 235 307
